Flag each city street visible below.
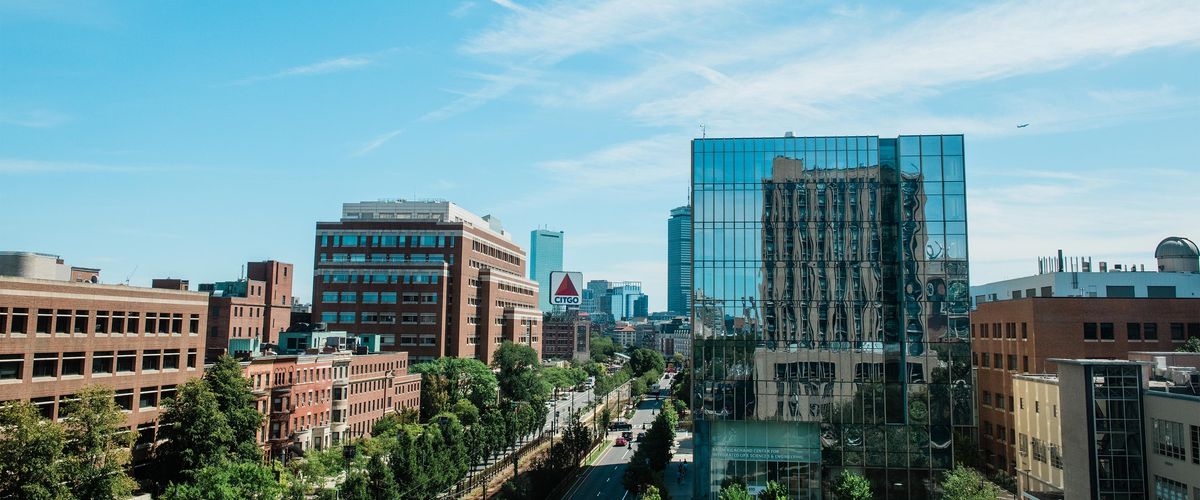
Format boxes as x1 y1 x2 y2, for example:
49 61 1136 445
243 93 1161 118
562 374 673 500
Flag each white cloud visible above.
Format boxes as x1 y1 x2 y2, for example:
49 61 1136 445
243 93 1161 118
0 158 158 174
967 167 1200 284
352 128 405 156
627 0 1200 129
450 1 477 17
0 109 70 128
232 48 403 86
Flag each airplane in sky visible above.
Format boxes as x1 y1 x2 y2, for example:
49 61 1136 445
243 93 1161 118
1017 123 1030 128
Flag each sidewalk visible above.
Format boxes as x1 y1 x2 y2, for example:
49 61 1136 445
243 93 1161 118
665 428 695 500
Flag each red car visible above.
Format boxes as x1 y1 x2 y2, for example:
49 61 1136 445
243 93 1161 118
615 437 628 447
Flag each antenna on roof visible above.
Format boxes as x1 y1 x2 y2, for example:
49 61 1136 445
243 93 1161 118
124 265 138 285
700 124 706 139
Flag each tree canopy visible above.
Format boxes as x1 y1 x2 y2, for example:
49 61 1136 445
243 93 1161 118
0 400 68 499
939 464 1002 500
629 348 666 378
831 470 873 500
60 386 137 500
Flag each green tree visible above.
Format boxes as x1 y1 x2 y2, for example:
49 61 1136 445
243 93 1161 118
338 470 370 500
939 464 1001 500
161 460 283 500
365 452 400 500
0 400 68 500
451 398 480 426
413 357 499 418
205 355 263 460
1178 336 1200 353
60 385 137 500
670 369 692 409
590 334 619 362
831 470 872 500
156 379 236 480
718 482 754 500
644 485 664 500
493 341 550 403
759 480 789 499
629 349 666 377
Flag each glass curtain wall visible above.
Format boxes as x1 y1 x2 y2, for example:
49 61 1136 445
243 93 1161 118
691 135 973 499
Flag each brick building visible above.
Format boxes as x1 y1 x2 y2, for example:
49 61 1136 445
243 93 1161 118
542 310 590 362
243 350 419 457
972 297 1200 474
197 260 294 361
0 257 208 455
312 200 542 363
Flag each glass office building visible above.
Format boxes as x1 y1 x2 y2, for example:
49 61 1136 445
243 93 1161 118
669 205 694 315
690 135 972 499
530 229 564 311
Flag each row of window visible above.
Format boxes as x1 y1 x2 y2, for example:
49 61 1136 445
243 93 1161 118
319 253 453 265
320 234 456 249
317 272 441 285
1085 322 1200 341
973 352 1029 372
0 307 200 336
319 312 438 325
10 384 180 421
973 322 1028 339
470 239 522 267
321 291 439 305
1150 418 1200 463
0 349 198 380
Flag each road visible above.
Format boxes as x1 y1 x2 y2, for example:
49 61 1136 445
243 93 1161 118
562 374 672 500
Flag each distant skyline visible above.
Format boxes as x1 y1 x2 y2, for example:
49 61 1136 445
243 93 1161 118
2 1 1198 310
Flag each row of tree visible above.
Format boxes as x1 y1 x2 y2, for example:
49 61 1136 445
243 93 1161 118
622 399 678 495
713 465 1002 499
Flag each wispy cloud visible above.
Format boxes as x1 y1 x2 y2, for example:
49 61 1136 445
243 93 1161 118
352 128 406 156
450 2 478 18
0 158 159 174
232 48 403 86
419 70 537 122
0 109 71 128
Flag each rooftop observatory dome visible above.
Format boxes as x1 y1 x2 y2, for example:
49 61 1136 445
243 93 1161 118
1155 237 1200 259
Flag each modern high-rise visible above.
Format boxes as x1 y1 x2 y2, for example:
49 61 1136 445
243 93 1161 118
530 229 564 312
312 200 542 363
668 205 693 315
690 135 972 498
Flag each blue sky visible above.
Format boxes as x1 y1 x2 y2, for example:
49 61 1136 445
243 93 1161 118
2 0 1198 310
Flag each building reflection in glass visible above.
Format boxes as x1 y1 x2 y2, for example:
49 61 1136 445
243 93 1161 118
691 136 971 499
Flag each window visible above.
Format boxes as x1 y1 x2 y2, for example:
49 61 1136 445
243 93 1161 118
61 352 84 376
1018 434 1028 454
1100 322 1114 340
982 391 991 406
0 354 23 380
421 293 438 304
1146 322 1159 340
1021 322 1028 339
73 310 88 334
139 387 158 409
114 389 133 411
381 292 397 304
1147 285 1177 298
361 292 379 304
981 353 989 368
1154 476 1187 500
1084 322 1097 340
1153 418 1186 460
1022 356 1029 372
1191 425 1200 465
993 353 1002 368
340 292 356 304
1049 444 1063 469
1007 355 1017 371
1128 322 1142 340
32 353 57 378
187 349 197 368
995 395 1004 410
163 349 180 370
1171 323 1185 341
419 313 437 325
126 313 139 334
189 314 200 334
1106 285 1135 298
402 293 419 304
36 309 52 334
10 308 28 334
338 312 356 324
116 351 136 373
1031 437 1046 462
322 292 338 303
55 309 71 334
321 312 337 323
142 350 161 372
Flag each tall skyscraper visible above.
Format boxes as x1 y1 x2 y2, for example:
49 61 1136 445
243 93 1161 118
691 135 971 498
668 205 693 315
312 200 543 363
530 229 564 311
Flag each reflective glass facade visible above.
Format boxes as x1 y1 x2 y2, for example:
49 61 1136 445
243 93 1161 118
669 205 694 315
690 135 972 499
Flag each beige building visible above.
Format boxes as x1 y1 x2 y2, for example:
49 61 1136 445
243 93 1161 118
1011 374 1064 497
1143 382 1200 499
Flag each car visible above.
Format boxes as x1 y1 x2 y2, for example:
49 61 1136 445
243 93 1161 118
636 432 646 442
609 421 633 431
615 437 628 447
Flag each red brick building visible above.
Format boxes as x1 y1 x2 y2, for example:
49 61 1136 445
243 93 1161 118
0 271 208 454
542 310 591 362
312 200 542 363
198 260 294 361
972 297 1200 474
244 350 420 457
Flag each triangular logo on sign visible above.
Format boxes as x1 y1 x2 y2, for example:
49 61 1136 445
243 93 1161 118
554 274 578 297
